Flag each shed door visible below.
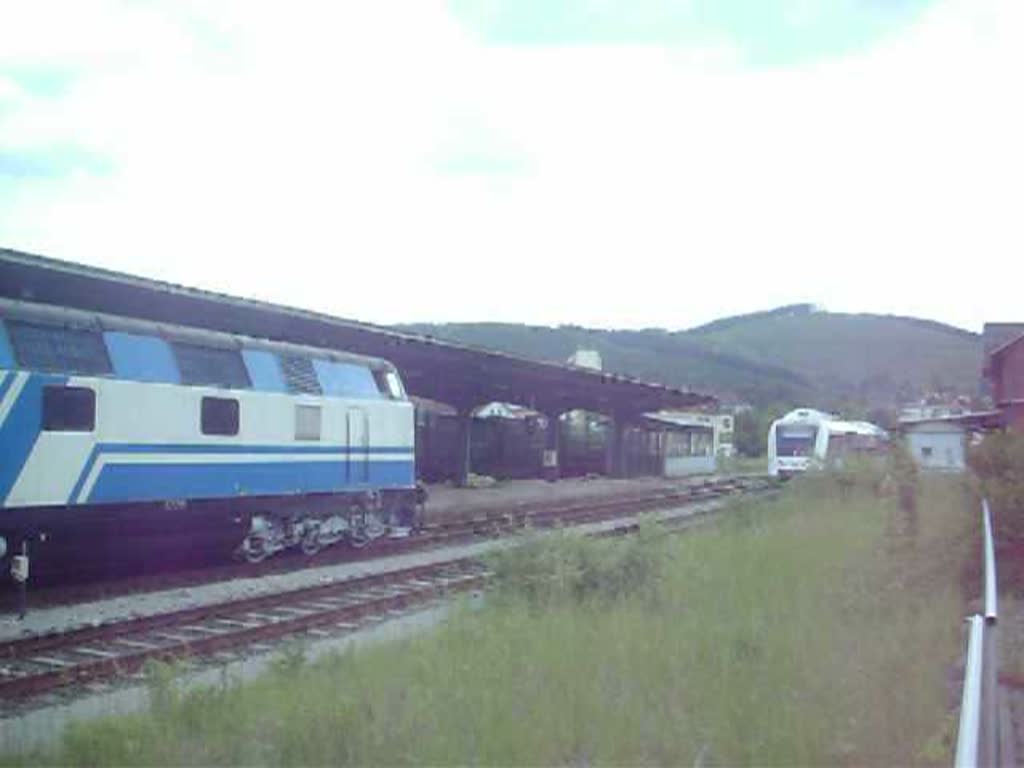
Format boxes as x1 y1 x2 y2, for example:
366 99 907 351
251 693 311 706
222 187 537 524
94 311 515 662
347 408 370 484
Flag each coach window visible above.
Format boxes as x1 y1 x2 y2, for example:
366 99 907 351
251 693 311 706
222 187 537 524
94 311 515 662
295 404 322 441
42 386 95 432
201 396 239 436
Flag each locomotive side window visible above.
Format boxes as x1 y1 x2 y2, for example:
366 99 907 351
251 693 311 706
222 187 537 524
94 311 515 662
295 404 322 441
42 386 96 432
201 396 239 436
173 343 250 389
9 321 112 376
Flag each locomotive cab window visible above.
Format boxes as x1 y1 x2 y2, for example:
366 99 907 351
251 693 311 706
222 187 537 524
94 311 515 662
42 386 95 432
201 396 239 436
373 369 406 400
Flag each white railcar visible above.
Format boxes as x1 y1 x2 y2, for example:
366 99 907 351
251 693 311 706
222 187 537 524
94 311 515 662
767 409 887 478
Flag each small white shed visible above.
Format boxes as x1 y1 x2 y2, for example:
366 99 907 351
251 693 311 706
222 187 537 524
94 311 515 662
900 418 967 471
644 413 717 477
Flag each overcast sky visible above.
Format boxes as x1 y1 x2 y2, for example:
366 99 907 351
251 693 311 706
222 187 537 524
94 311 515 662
0 0 1020 333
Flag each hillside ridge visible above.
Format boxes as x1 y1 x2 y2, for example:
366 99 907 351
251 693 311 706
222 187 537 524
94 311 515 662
396 306 982 410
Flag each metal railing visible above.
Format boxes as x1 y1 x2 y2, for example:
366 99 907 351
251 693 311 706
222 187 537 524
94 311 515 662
955 499 1004 768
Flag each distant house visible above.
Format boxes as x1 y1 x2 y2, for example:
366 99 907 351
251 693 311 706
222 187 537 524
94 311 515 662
982 323 1024 431
644 412 716 476
900 417 968 471
567 349 603 371
648 410 734 459
897 411 1001 471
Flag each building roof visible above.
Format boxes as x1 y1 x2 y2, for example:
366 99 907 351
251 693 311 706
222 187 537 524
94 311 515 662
983 323 1024 356
982 323 1024 377
0 247 716 417
988 331 1024 362
897 410 1003 431
644 412 715 430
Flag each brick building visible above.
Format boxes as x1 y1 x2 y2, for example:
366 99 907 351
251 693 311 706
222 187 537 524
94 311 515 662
982 323 1024 431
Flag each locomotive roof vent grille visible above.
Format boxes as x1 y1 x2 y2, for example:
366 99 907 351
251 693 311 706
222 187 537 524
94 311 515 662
6 320 113 376
172 342 251 389
280 355 322 395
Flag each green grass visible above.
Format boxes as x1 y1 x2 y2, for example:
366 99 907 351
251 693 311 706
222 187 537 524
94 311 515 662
3 473 972 766
717 454 767 475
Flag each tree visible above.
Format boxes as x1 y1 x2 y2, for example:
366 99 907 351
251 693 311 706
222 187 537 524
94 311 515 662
734 406 786 457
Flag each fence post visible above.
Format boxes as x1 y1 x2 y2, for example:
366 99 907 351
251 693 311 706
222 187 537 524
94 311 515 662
956 499 1003 768
984 500 998 623
982 499 1000 767
955 615 984 768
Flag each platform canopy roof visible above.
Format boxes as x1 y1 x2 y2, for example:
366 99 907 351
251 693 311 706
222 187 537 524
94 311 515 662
0 248 715 418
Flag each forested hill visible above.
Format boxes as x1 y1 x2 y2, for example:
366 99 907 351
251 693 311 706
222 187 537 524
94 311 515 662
396 307 982 410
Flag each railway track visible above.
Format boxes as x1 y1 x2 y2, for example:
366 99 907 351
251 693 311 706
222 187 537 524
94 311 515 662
34 476 775 603
15 475 774 609
420 475 771 540
0 559 486 702
0 476 778 704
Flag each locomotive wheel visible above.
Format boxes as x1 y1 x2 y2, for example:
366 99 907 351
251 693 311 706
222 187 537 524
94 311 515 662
300 524 322 556
241 536 271 564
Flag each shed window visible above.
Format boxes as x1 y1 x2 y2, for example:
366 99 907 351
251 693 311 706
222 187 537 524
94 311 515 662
8 321 112 376
42 386 95 432
174 343 250 388
280 355 321 395
201 396 239 436
295 404 322 441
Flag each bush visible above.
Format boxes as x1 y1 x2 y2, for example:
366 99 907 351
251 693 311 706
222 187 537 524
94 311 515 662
968 432 1024 534
485 517 668 607
806 443 917 505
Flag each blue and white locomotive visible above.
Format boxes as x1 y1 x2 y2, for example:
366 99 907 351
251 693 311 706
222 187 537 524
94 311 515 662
0 298 419 582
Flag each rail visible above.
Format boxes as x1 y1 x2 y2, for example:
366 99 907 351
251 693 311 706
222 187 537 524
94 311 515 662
0 480 777 701
954 498 1004 768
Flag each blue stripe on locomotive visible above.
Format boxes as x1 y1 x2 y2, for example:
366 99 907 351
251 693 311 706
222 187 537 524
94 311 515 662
0 371 13 404
0 372 65 502
0 326 14 368
69 442 415 504
86 456 415 504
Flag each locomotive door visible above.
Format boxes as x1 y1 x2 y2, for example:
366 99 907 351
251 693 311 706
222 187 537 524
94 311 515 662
346 408 370 484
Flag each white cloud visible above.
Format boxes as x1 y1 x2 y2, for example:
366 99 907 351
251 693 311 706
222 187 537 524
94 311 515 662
0 0 1020 332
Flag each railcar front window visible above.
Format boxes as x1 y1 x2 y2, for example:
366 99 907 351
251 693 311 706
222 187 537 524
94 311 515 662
776 427 817 457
